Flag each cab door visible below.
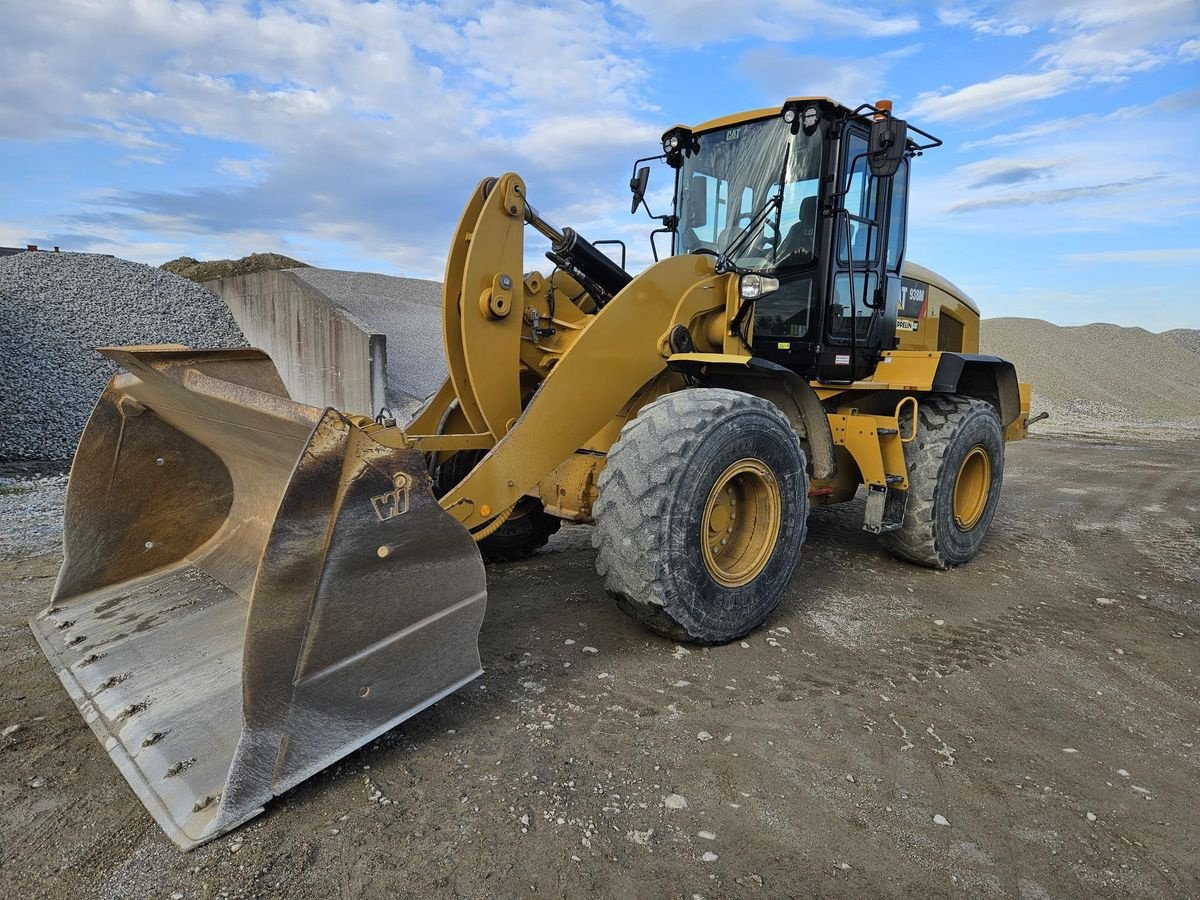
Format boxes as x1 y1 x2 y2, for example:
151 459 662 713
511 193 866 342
815 125 903 382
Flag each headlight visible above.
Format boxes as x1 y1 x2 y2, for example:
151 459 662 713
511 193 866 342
802 106 819 130
739 274 780 300
783 109 796 124
664 134 679 151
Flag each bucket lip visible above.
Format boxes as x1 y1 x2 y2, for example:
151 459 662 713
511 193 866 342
28 605 259 851
31 602 485 850
97 345 272 360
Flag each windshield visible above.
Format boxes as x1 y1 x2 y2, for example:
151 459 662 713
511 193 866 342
675 116 825 271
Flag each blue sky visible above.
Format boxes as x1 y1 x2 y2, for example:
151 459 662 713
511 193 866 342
2 0 1198 329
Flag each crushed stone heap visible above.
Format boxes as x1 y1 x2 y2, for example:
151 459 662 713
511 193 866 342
0 252 246 461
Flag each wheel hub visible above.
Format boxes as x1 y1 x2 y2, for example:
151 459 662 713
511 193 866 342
701 459 782 588
952 445 991 530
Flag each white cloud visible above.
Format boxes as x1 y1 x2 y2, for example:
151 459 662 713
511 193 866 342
956 156 1066 188
612 0 918 46
0 0 664 274
937 5 1031 35
910 117 1200 239
515 115 661 170
959 88 1200 149
216 158 270 181
909 70 1080 121
738 45 922 106
924 0 1200 124
1029 0 1199 81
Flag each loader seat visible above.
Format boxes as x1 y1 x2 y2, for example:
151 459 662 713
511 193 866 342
777 195 818 266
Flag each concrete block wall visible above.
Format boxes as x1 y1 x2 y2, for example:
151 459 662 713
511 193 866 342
205 269 386 418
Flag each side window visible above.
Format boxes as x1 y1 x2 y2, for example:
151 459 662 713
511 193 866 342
684 173 720 245
837 131 880 264
686 174 729 248
886 158 909 272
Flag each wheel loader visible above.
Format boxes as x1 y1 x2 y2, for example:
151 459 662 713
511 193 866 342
31 98 1032 849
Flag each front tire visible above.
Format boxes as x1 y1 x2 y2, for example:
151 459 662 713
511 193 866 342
593 389 809 644
880 395 1004 569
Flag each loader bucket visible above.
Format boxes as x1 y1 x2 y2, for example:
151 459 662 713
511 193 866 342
30 347 486 850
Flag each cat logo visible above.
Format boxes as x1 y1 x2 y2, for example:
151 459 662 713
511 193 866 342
371 473 412 521
725 128 740 141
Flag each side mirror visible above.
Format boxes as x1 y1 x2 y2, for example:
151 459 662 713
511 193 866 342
630 166 650 215
685 174 708 229
869 116 908 179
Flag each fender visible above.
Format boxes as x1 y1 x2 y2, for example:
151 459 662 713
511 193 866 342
933 353 1021 427
667 353 837 480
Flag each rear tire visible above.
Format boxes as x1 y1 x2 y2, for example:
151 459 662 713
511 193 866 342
433 450 561 563
593 389 809 644
880 395 1004 569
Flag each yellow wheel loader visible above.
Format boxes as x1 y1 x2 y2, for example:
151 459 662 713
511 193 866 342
31 98 1032 849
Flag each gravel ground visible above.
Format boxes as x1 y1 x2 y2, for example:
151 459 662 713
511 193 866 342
0 252 246 461
0 477 65 559
287 268 447 416
1 436 1197 898
981 318 1200 441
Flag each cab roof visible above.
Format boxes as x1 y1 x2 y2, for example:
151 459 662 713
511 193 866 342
666 97 854 139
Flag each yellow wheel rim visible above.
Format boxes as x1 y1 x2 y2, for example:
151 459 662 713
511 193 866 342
700 459 782 588
953 446 991 530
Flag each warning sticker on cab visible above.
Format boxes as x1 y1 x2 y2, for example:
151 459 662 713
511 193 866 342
834 353 850 365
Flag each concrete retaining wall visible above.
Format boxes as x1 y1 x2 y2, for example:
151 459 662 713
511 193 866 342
205 269 386 417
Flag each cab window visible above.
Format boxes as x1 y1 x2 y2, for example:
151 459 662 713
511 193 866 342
837 131 880 265
886 158 908 272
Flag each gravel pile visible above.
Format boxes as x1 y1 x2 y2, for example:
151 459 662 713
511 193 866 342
981 317 1200 440
1163 328 1200 356
287 268 447 415
0 252 246 461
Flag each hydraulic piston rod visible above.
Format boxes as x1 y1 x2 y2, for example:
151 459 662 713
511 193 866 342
524 201 564 244
524 199 632 301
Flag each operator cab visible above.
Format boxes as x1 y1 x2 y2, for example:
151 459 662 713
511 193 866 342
630 98 940 383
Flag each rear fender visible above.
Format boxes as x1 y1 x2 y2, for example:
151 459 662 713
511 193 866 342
932 353 1021 427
